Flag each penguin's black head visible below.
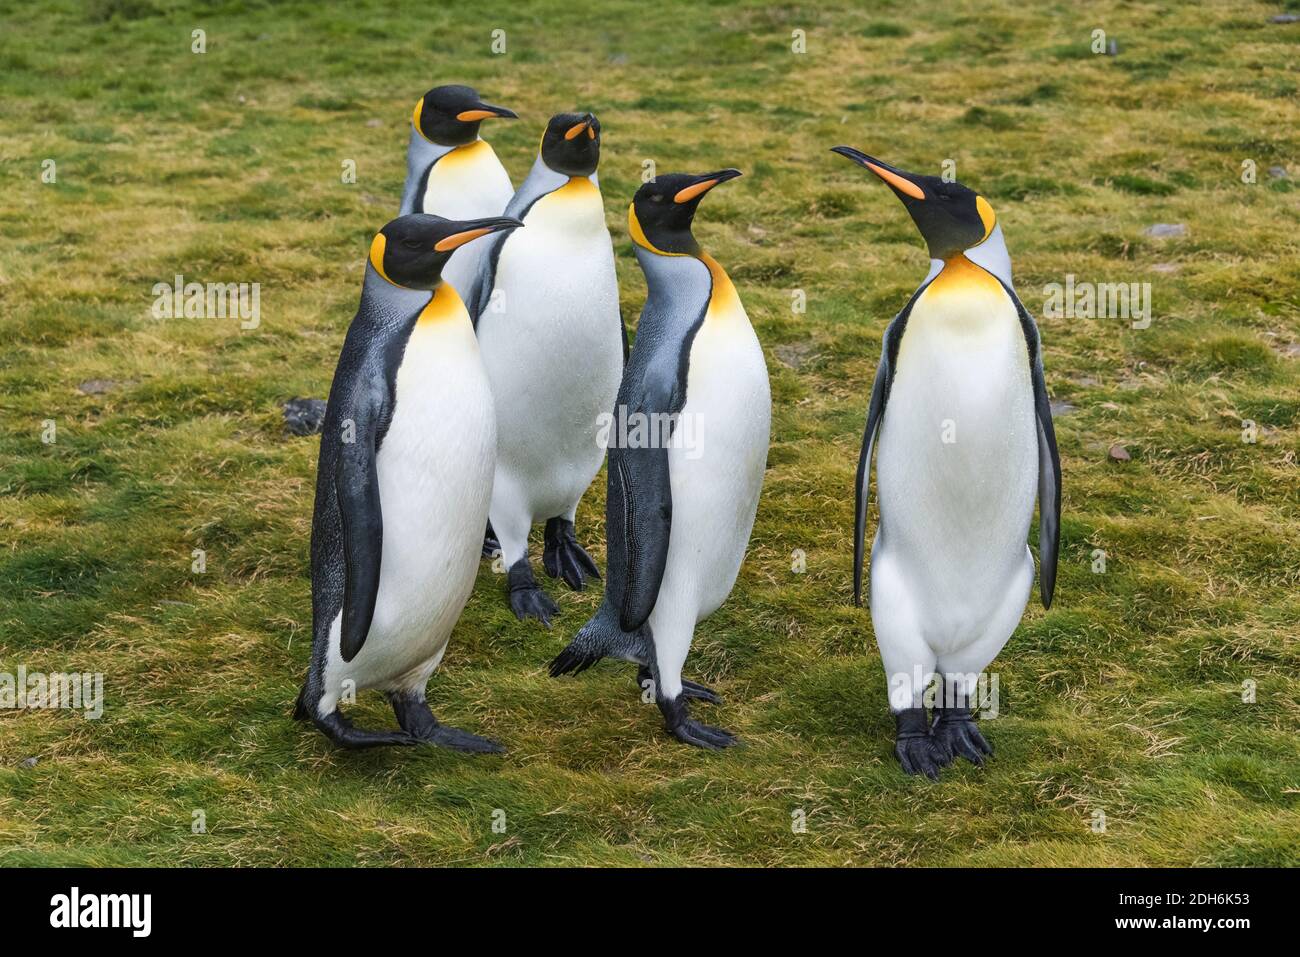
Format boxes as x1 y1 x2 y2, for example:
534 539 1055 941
539 111 602 177
629 169 743 256
369 213 523 290
831 147 997 261
413 84 517 147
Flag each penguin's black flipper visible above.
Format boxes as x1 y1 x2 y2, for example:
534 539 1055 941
607 367 677 632
853 349 888 608
854 286 928 607
335 401 385 662
1031 352 1061 608
611 444 672 632
1001 282 1061 609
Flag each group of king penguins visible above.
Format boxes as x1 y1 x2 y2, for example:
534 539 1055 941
294 85 1061 780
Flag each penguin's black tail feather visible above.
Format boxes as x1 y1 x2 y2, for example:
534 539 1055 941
549 610 645 677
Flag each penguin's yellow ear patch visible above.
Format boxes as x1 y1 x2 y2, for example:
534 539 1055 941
369 233 393 283
434 227 492 252
628 203 653 251
976 195 996 241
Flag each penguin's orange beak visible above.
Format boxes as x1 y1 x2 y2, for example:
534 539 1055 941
456 101 518 122
673 168 743 204
434 216 524 252
830 147 926 201
564 114 595 140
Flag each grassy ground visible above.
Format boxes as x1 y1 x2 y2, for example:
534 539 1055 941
1 0 1297 866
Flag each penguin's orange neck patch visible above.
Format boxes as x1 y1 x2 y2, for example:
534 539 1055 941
438 138 492 170
701 252 744 325
555 176 601 201
417 282 467 325
929 254 1003 296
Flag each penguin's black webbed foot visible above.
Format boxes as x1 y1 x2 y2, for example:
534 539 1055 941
311 709 417 750
658 695 737 750
506 557 559 626
423 724 506 754
931 707 992 767
636 666 722 705
482 520 500 560
389 694 505 754
894 707 943 780
542 517 601 591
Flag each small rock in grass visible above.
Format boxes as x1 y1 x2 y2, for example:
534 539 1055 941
20 757 38 769
365 118 383 128
77 379 117 395
1151 262 1180 274
283 398 328 436
1144 223 1187 239
1267 166 1287 179
1270 14 1299 23
774 341 815 369
1108 444 1131 462
1050 399 1076 417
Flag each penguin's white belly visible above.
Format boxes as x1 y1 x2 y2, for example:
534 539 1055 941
478 180 622 520
872 268 1036 655
661 313 770 622
328 311 496 694
421 143 513 299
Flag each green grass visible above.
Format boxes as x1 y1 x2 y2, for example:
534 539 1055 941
1 0 1298 866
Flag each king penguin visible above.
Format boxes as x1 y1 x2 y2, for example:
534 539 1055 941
460 112 624 625
549 170 770 750
398 84 517 299
830 147 1061 779
295 211 523 751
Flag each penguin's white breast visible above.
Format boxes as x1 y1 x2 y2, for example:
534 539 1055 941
332 292 496 690
478 179 623 505
873 259 1037 624
660 274 771 621
422 141 514 296
420 140 513 219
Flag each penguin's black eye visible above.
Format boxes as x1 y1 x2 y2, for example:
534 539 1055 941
649 194 665 204
401 237 423 250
